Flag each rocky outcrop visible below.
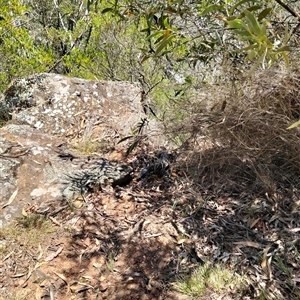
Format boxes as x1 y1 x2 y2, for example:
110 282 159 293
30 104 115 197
0 124 133 228
0 73 168 228
0 73 145 144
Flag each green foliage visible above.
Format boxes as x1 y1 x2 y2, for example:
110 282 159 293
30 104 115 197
223 8 291 71
0 0 150 92
1 0 298 93
0 0 53 90
100 0 298 72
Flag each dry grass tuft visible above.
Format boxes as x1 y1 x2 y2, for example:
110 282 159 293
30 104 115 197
172 67 300 195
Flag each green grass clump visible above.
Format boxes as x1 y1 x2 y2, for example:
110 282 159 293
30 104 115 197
0 214 55 253
174 262 245 297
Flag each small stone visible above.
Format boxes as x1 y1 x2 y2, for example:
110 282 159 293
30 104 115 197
31 269 48 284
99 281 108 292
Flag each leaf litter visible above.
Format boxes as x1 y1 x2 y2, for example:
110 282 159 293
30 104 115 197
0 150 299 300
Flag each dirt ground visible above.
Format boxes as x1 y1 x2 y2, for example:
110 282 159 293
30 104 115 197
0 150 300 300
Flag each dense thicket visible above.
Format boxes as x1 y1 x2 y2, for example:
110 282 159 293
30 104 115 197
1 1 299 89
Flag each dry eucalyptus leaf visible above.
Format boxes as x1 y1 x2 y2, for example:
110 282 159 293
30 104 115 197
11 273 26 278
37 244 43 260
233 241 263 249
44 246 63 262
22 207 28 217
53 271 68 284
2 189 18 209
261 246 272 279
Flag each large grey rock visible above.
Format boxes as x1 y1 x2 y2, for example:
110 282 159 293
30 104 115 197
0 73 165 149
0 124 132 228
0 74 170 228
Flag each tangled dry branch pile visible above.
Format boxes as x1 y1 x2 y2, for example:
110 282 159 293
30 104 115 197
173 67 300 196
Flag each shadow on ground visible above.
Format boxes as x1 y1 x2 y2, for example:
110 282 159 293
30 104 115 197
1 149 299 300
